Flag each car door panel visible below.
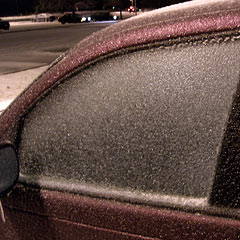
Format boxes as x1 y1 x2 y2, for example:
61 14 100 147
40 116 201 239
2 186 240 240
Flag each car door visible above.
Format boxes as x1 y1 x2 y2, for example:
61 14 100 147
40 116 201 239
1 0 240 239
1 26 240 239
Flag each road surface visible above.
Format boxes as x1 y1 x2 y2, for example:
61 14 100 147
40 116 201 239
0 21 114 74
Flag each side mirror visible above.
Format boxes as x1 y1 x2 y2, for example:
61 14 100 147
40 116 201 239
0 142 19 197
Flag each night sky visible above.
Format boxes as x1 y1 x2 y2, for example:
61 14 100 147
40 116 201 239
0 0 189 17
0 0 35 16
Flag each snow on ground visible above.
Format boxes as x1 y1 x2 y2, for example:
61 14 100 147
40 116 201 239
0 11 144 113
0 65 48 113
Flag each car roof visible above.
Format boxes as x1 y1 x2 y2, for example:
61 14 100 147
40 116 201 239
1 0 240 140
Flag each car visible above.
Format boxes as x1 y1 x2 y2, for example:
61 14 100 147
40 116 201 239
0 18 10 30
1 0 240 239
31 13 56 22
90 12 118 21
58 13 91 24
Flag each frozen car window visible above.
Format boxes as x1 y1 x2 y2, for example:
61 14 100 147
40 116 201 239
18 37 240 200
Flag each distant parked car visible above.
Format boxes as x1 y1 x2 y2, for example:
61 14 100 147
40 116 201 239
90 12 118 21
31 13 56 22
0 18 10 30
58 13 90 24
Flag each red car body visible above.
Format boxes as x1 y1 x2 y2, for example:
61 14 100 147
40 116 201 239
1 0 240 239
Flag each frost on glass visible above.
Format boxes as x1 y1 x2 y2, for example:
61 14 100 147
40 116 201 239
19 40 240 198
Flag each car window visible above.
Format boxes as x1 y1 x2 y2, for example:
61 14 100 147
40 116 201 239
18 37 240 203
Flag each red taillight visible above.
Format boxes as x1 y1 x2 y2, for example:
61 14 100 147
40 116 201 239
128 6 135 12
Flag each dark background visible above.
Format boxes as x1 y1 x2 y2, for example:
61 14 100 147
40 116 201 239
0 0 189 16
